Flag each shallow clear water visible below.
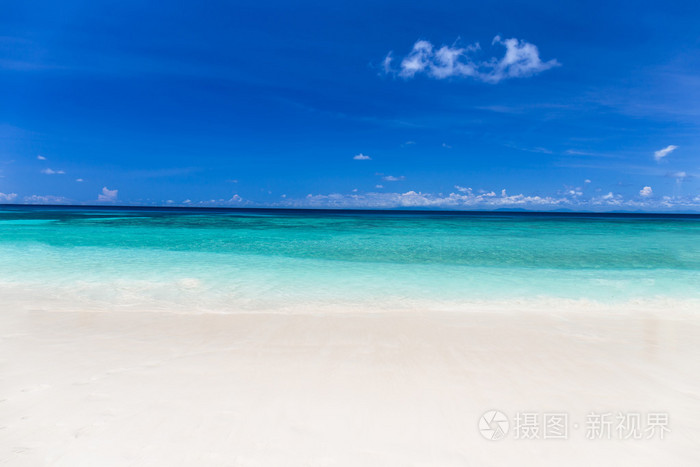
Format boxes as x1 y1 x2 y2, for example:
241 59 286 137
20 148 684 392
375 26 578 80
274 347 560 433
1 206 699 313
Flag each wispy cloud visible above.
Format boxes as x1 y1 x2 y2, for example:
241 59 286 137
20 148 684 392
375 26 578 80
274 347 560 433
670 171 689 180
384 36 559 83
23 194 70 204
654 145 677 162
75 178 84 182
37 155 46 160
98 186 118 202
381 53 393 74
563 149 619 158
565 149 593 156
41 168 65 175
507 144 553 154
287 190 571 209
182 194 247 207
278 189 700 211
353 153 371 160
0 192 17 202
382 175 405 181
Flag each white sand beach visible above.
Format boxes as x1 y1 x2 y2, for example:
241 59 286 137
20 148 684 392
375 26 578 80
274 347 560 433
2 306 699 466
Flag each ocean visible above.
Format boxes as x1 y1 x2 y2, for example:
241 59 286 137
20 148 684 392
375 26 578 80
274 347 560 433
1 206 699 314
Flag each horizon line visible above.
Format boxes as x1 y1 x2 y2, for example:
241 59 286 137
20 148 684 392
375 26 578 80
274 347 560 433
2 203 700 218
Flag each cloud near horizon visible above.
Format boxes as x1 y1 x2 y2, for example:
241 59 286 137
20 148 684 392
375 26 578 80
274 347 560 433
23 194 70 204
353 153 371 160
0 192 18 202
98 187 118 202
384 36 559 83
3 187 699 211
279 188 700 211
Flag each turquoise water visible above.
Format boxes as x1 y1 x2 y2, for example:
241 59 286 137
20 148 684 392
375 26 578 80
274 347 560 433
1 206 699 312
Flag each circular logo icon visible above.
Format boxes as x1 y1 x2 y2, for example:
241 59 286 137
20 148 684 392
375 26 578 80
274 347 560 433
479 410 509 440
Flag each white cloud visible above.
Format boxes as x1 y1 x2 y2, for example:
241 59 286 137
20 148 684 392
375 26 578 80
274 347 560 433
283 190 572 209
584 179 591 184
640 186 653 197
487 36 560 82
0 192 18 202
381 53 393 74
23 194 69 204
277 188 700 211
385 36 559 83
397 40 433 78
188 194 246 207
442 143 452 149
37 155 46 160
654 145 677 162
98 186 118 202
41 168 65 175
375 184 384 189
75 178 84 182
353 153 371 160
382 175 405 181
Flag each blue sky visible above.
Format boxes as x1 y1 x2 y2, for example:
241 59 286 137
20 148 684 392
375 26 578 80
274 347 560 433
1 0 699 211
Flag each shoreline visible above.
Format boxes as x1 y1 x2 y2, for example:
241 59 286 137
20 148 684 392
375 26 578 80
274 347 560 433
3 284 700 316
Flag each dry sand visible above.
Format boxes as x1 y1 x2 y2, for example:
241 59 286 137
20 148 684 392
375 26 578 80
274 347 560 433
1 307 699 466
